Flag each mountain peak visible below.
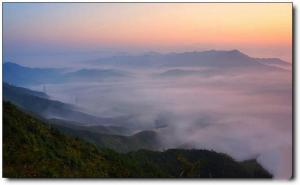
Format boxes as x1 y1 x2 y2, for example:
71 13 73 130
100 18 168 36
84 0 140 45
230 49 241 53
227 49 248 57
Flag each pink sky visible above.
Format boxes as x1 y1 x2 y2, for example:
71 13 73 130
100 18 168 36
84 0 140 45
4 3 293 63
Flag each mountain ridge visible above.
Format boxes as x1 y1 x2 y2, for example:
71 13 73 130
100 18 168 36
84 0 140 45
4 50 289 86
3 101 272 178
3 62 130 86
3 83 122 125
86 49 288 70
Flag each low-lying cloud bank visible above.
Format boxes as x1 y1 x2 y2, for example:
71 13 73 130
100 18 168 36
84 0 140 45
34 65 292 179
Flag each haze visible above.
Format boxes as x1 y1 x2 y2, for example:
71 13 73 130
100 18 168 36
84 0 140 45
3 2 293 179
3 3 292 67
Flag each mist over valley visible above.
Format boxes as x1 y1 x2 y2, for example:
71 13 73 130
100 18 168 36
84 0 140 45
3 50 292 178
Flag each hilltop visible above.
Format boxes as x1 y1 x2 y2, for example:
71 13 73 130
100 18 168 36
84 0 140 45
3 101 272 178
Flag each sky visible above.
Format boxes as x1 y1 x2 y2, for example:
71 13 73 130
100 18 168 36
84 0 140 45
2 3 293 178
3 3 293 66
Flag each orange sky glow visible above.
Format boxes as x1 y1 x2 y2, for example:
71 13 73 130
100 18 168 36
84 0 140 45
4 3 293 62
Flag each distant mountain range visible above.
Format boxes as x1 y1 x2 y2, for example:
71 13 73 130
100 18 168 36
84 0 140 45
88 49 291 69
3 62 129 86
63 68 128 82
4 50 290 86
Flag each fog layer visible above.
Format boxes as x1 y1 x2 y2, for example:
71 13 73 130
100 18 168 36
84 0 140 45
30 63 292 179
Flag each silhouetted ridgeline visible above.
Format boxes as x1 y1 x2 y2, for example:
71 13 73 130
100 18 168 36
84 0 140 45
3 51 289 86
3 82 117 125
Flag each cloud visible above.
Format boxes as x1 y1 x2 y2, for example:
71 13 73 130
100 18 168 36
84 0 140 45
33 64 292 179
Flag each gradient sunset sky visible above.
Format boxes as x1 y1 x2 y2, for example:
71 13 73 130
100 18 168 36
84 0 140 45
3 3 292 65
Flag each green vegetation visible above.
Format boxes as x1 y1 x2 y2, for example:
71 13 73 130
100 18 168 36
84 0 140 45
49 118 133 136
51 120 161 153
3 101 272 178
4 83 162 152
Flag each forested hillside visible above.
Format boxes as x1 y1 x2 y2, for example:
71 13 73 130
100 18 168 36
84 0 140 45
3 102 272 178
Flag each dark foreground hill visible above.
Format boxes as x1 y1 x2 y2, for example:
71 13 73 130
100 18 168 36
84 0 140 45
3 102 272 178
